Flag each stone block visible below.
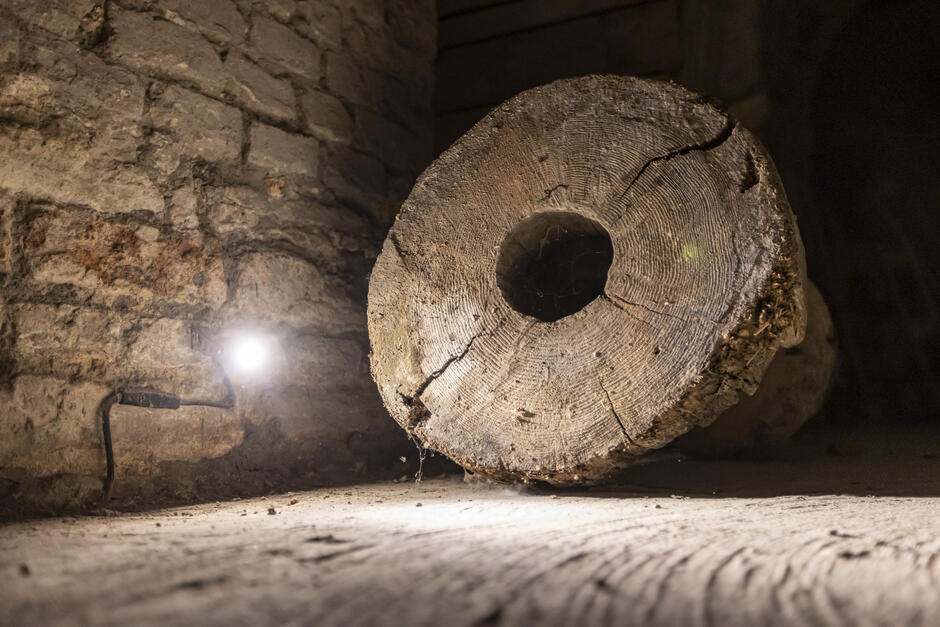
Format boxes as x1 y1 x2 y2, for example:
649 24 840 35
5 0 102 43
208 185 375 258
0 192 12 276
353 108 424 173
0 70 141 162
0 15 19 65
300 89 352 143
155 0 246 44
258 382 386 445
248 124 319 176
0 129 163 215
168 186 201 231
0 47 147 163
24 207 227 313
284 334 368 388
325 53 378 107
378 71 433 134
388 0 437 58
0 376 109 477
338 1 434 74
325 146 386 204
12 39 147 123
250 16 321 80
109 8 227 96
13 304 123 380
0 49 165 214
338 11 382 66
223 52 296 122
339 9 424 77
228 251 364 333
339 0 386 32
327 163 391 221
295 1 342 50
150 85 243 164
124 318 223 399
110 404 243 476
258 0 296 23
13 304 224 396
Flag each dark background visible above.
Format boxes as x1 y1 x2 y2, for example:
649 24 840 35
434 0 940 426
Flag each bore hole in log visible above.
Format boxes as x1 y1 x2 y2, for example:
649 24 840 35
496 211 613 322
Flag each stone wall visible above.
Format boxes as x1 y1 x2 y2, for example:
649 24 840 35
435 0 767 153
0 0 436 514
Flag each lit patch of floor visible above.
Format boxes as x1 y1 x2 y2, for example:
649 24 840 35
3 454 940 626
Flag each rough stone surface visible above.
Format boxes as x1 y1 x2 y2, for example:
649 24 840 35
0 16 19 64
248 123 319 176
109 8 229 95
155 0 246 45
110 405 245 476
0 193 12 275
223 52 296 122
326 53 377 108
229 252 364 333
0 0 436 514
250 16 321 80
3 0 103 43
324 146 389 222
22 205 228 314
3 434 940 626
150 85 243 164
301 90 353 143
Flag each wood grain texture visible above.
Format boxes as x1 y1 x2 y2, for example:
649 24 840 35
370 76 807 484
3 449 940 627
678 280 837 454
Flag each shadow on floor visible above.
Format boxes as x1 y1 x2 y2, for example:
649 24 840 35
545 426 940 499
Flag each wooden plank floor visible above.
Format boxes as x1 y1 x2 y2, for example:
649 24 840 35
2 433 940 626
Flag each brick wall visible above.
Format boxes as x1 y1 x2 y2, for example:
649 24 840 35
0 0 436 513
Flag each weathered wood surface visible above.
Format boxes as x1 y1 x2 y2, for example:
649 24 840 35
371 75 807 484
3 439 939 627
678 280 837 454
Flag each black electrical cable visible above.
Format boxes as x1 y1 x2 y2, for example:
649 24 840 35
98 392 120 497
98 372 235 501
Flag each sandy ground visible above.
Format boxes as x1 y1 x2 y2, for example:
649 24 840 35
2 430 940 626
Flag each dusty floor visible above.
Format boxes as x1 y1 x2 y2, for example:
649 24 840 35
2 430 940 627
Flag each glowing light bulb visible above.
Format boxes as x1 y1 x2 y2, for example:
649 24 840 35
230 335 268 374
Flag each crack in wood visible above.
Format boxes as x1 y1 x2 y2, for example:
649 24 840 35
604 292 692 324
600 378 633 444
616 115 736 204
543 183 569 200
411 331 484 401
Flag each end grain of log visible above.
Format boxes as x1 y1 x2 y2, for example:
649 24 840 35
368 75 806 485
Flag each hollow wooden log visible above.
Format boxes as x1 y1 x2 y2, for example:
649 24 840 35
368 75 806 485
676 280 837 455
